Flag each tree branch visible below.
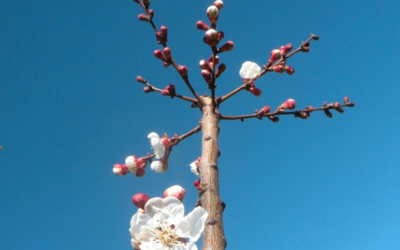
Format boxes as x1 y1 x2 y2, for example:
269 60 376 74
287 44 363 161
135 0 205 107
220 100 355 122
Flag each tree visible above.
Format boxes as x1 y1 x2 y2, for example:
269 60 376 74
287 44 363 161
113 1 355 250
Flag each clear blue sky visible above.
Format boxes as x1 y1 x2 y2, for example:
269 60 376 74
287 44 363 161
1 0 399 249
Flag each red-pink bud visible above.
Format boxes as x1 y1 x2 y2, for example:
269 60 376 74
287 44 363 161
273 65 285 73
132 193 150 209
250 88 262 97
153 50 165 60
269 49 281 63
218 41 234 52
201 70 212 84
155 32 162 40
163 47 171 58
143 87 151 93
138 14 149 22
214 0 224 10
208 55 220 65
215 63 226 78
194 180 201 187
163 61 171 68
302 46 310 52
160 26 168 35
143 0 150 9
280 99 296 110
136 76 146 83
148 9 154 18
207 6 219 25
298 112 309 120
178 65 188 76
269 116 279 123
217 31 225 42
279 43 293 55
284 65 295 75
343 96 349 104
196 21 210 31
163 185 186 202
113 164 129 176
204 29 218 46
199 59 211 71
260 106 271 114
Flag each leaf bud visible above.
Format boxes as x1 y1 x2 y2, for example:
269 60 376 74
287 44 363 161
324 109 333 118
268 116 279 123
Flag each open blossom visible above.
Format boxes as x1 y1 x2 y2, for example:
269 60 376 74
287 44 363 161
189 158 201 177
239 61 262 83
129 197 208 250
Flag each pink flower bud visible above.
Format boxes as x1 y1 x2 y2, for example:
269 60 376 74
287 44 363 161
160 26 168 35
302 46 310 52
204 29 218 46
143 87 151 93
217 31 225 42
214 0 224 10
219 41 234 52
155 32 162 40
113 164 129 176
202 70 212 84
163 61 171 68
284 65 295 75
135 167 146 177
208 55 220 65
343 96 349 104
279 43 293 55
178 65 188 76
163 47 171 58
143 0 150 9
199 59 211 71
269 49 281 63
163 185 186 202
153 50 165 60
273 65 285 73
194 180 201 187
250 88 262 97
132 193 150 209
280 99 296 110
215 63 226 78
196 21 210 31
136 76 146 83
298 112 309 120
138 14 149 22
148 9 154 18
207 6 219 25
259 106 271 114
269 116 279 123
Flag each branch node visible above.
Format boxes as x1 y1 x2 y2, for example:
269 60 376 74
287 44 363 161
207 218 219 226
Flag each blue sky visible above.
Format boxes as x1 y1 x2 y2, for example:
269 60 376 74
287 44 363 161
1 0 399 249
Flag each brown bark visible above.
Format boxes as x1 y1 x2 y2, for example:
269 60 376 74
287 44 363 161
199 97 226 250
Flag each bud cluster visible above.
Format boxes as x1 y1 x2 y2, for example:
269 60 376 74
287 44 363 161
245 83 262 97
161 83 176 97
113 155 147 177
155 25 169 44
153 46 172 67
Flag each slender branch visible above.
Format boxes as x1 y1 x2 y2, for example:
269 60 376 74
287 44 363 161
210 49 218 109
135 0 205 107
137 77 198 103
219 84 246 104
220 101 355 121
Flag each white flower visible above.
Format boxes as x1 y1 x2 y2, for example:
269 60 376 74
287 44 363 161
151 160 168 174
126 156 139 174
239 61 262 81
129 197 208 250
189 160 200 177
148 132 165 159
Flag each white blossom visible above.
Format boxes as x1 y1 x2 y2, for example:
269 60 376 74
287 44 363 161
189 160 200 177
129 197 208 250
151 160 168 174
148 132 165 159
239 61 262 81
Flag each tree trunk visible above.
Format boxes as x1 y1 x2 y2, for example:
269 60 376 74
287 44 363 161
199 97 226 250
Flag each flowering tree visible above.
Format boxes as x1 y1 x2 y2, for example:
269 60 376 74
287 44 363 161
113 1 355 250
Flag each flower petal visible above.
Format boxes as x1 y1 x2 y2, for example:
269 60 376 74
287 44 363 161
176 207 208 243
144 197 164 220
187 243 198 250
161 197 184 221
129 213 153 242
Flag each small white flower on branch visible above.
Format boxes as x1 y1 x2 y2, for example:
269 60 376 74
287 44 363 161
239 61 262 83
150 158 169 173
148 132 167 158
129 197 208 250
189 157 201 177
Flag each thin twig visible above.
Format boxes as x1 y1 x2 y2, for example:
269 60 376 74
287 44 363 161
138 79 198 103
136 1 205 107
220 102 355 121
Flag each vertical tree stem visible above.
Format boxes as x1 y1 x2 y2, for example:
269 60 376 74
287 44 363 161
200 97 226 250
